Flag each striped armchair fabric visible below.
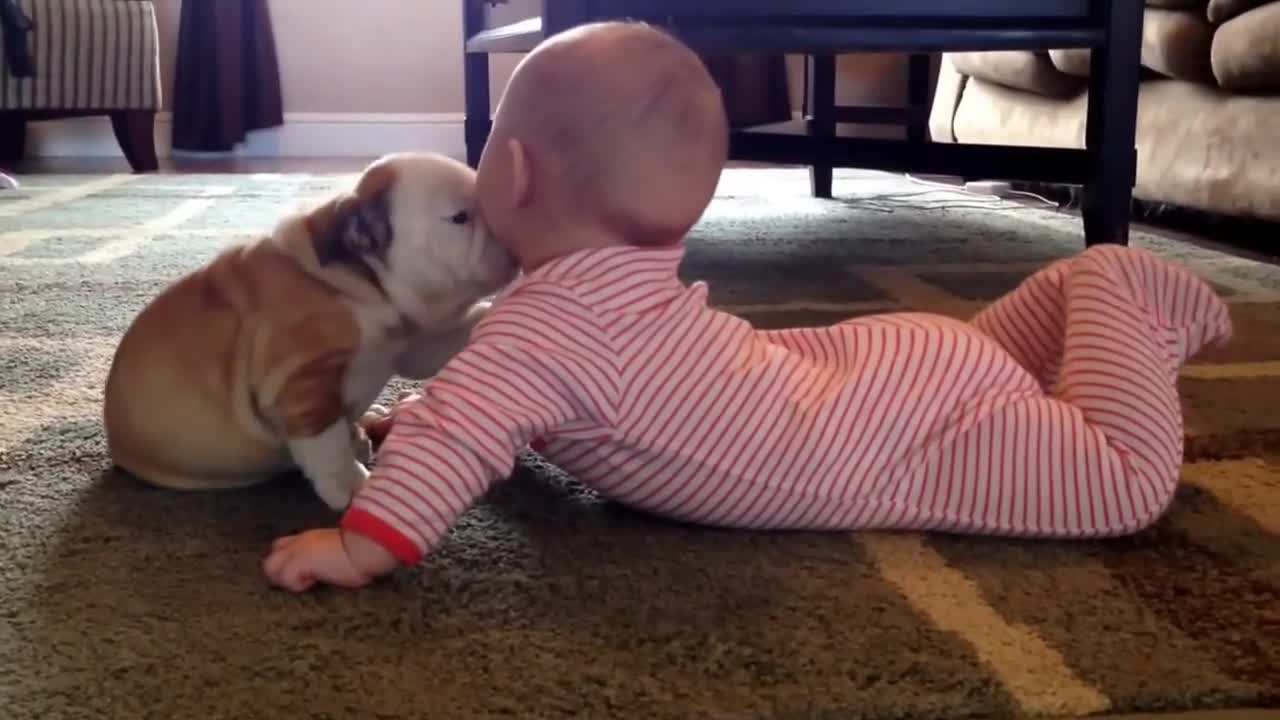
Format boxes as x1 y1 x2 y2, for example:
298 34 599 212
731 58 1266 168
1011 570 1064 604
0 0 161 171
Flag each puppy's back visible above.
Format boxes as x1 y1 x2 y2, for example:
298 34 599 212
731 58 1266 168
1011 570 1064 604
103 238 314 488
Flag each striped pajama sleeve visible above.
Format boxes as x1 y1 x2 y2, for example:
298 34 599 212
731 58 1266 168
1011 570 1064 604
341 288 620 565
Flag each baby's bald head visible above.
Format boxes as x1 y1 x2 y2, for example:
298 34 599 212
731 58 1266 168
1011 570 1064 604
483 22 728 248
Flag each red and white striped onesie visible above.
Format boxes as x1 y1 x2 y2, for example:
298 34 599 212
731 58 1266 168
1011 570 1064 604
342 243 1231 565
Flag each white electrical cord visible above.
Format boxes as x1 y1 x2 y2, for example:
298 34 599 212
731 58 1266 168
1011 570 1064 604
904 173 1059 207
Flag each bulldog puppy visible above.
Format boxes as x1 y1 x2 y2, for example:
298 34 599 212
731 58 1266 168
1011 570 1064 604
103 152 516 510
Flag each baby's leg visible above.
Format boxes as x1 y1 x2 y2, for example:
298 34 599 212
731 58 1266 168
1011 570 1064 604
968 258 1069 391
970 246 1230 391
871 247 1231 537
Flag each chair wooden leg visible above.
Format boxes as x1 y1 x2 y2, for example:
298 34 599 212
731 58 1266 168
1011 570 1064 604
0 113 26 163
110 110 159 173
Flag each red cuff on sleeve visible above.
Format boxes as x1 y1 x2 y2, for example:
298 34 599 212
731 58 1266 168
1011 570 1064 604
340 507 424 566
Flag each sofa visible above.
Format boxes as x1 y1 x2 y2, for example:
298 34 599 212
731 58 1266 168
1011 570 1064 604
929 0 1280 223
0 0 162 172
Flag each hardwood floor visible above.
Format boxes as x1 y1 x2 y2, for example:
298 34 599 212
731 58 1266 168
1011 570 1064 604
6 156 377 174
6 156 797 175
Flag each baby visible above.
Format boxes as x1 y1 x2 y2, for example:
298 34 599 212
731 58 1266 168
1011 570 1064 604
263 22 1232 592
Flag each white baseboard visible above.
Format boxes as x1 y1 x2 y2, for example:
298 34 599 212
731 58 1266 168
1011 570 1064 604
24 112 467 160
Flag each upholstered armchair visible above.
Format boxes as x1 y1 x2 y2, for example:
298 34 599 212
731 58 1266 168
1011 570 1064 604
0 0 161 172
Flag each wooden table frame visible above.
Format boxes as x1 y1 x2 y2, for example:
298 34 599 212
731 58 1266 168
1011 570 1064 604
462 0 1144 246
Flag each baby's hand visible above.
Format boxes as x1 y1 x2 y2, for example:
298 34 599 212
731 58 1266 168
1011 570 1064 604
263 528 397 592
358 390 422 445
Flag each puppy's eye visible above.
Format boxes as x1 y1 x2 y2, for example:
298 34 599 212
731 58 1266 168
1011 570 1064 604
449 211 470 225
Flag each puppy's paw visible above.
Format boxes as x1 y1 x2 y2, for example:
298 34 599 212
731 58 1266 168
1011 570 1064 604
312 462 370 511
351 423 374 465
288 420 372 511
313 481 352 512
348 460 371 497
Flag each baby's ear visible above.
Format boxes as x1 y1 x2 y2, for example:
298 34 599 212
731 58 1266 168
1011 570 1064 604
307 162 397 268
507 137 532 209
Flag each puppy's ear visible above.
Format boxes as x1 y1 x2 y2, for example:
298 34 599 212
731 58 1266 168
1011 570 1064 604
307 162 398 270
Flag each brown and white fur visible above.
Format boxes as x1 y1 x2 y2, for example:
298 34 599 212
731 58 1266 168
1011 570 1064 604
103 152 516 510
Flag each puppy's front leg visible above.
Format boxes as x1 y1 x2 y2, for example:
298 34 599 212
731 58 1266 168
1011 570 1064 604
287 420 369 511
351 422 374 465
262 322 370 510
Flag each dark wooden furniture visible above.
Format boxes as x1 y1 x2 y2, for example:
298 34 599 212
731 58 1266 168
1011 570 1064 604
462 0 1144 246
1 110 158 173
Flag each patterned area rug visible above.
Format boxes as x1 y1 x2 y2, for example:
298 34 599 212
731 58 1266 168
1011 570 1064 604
1 169 1277 720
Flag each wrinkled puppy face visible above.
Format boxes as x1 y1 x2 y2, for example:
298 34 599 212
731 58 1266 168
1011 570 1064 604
308 152 517 328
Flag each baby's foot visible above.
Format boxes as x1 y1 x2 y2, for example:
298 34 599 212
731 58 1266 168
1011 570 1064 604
1081 245 1232 365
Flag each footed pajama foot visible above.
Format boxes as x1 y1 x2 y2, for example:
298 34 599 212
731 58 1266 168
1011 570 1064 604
1080 245 1232 366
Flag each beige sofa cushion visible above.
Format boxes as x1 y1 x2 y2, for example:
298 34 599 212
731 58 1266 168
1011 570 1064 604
1049 49 1092 77
1049 9 1218 83
1207 0 1272 23
950 78 1089 153
927 55 967 143
948 51 1085 98
1142 7 1217 83
947 76 1280 222
1211 2 1280 90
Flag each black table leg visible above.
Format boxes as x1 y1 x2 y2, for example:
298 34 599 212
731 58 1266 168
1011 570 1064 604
463 54 491 169
463 0 491 168
809 54 836 199
907 53 931 143
1082 0 1144 246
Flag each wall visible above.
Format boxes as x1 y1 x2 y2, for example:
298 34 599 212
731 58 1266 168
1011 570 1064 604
31 0 917 157
31 0 522 157
150 0 521 114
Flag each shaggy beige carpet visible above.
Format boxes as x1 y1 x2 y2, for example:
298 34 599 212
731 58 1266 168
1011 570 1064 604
0 168 1277 719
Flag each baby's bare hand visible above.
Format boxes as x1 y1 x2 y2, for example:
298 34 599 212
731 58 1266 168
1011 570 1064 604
263 528 393 592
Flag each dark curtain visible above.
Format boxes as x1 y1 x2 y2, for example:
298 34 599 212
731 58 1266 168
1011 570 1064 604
0 0 35 77
702 54 792 128
172 0 284 152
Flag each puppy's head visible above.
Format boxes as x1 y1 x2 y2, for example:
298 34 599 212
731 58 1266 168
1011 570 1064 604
307 152 517 328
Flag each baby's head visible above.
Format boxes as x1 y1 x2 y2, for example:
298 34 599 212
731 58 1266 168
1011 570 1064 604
477 21 728 268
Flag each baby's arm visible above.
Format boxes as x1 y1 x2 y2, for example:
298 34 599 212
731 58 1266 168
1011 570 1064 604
264 288 618 591
342 338 587 565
